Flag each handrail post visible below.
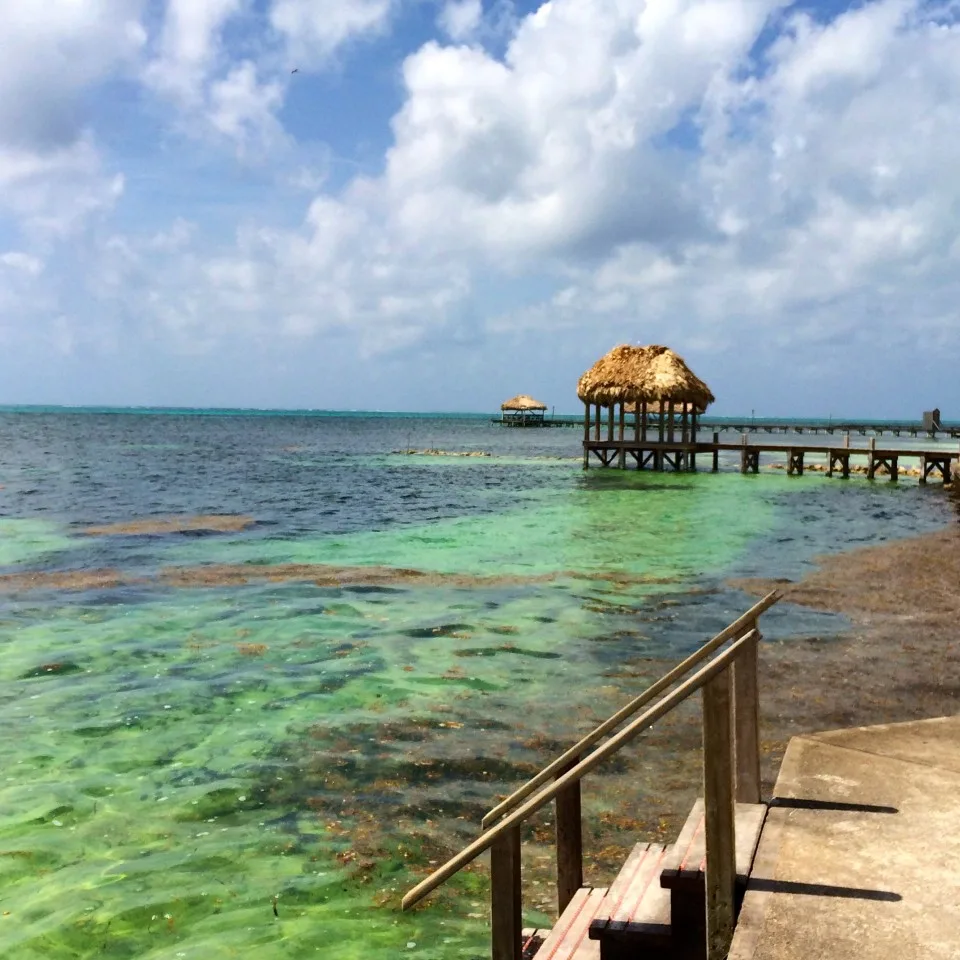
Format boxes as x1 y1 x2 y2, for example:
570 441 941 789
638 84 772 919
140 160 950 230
402 629 764 915
733 622 762 803
703 665 736 960
555 758 583 914
491 826 522 960
482 595 781 830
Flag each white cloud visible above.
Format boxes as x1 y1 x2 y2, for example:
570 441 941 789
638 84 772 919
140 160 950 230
10 0 960 409
208 61 285 149
0 1 143 237
0 0 146 152
0 252 43 277
144 0 246 105
142 0 396 151
69 0 960 370
382 0 786 266
438 0 484 41
91 202 472 356
0 137 124 240
269 0 395 65
143 0 287 150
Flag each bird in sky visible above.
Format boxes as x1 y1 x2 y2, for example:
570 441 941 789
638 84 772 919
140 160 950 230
291 68 299 74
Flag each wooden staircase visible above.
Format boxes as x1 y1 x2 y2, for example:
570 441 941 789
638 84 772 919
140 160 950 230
532 801 767 960
401 593 784 960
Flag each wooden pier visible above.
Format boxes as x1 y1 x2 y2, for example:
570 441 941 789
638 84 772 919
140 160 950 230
494 416 960 438
701 419 960 438
583 434 957 484
492 417 572 428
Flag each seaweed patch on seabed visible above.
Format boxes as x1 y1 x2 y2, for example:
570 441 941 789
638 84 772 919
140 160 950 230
81 514 257 536
0 563 679 593
256 703 687 914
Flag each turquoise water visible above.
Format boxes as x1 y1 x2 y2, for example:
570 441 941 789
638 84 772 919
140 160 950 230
0 411 952 959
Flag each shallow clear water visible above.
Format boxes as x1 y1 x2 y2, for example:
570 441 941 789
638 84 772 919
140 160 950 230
0 411 953 959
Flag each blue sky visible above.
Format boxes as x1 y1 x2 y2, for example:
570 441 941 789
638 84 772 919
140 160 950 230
1 0 960 416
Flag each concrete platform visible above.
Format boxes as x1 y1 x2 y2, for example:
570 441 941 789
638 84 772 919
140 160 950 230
729 715 960 960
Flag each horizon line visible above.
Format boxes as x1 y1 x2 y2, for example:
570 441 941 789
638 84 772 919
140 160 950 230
0 403 945 423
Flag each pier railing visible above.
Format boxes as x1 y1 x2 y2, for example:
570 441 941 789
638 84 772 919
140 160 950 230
401 591 781 960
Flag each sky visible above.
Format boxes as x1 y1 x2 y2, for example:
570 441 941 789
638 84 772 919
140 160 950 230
1 0 960 416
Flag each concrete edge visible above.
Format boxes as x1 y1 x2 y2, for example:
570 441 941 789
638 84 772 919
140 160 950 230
727 806 787 960
727 735 811 960
805 714 957 747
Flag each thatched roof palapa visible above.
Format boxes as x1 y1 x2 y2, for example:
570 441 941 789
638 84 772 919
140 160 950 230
623 400 704 415
501 394 548 411
576 345 714 411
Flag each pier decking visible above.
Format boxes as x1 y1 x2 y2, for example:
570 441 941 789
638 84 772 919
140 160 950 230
702 420 960 438
582 438 958 483
493 416 960 438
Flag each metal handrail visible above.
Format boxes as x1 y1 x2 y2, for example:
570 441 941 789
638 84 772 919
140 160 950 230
482 591 781 828
401 628 759 911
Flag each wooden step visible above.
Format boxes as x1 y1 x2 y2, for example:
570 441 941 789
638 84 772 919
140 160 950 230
587 842 672 959
659 799 767 960
534 886 608 960
521 928 548 960
659 799 767 893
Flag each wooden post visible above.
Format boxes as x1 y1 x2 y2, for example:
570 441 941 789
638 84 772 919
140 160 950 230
618 403 626 469
712 431 719 472
658 403 665 444
667 400 675 443
843 432 850 449
641 401 648 443
691 410 698 471
491 826 522 960
594 403 601 442
682 405 689 444
634 403 641 444
733 626 761 804
867 437 877 480
555 761 583 915
583 403 590 471
702 668 737 960
607 404 614 443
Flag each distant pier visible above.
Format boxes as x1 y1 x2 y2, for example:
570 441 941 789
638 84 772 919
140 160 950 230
494 415 960 438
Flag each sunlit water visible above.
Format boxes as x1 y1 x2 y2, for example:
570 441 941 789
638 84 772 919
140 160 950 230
0 411 953 959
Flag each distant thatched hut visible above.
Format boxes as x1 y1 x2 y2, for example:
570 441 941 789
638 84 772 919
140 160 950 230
577 345 714 469
500 394 548 426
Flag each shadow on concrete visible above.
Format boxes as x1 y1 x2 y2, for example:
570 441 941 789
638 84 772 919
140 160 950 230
749 879 902 902
770 797 898 815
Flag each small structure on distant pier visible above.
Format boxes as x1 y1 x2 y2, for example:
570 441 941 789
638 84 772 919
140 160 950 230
922 408 943 432
578 345 715 470
500 394 548 427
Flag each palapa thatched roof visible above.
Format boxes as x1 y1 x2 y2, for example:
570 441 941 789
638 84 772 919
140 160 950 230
501 394 548 411
623 400 704 415
576 345 714 410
